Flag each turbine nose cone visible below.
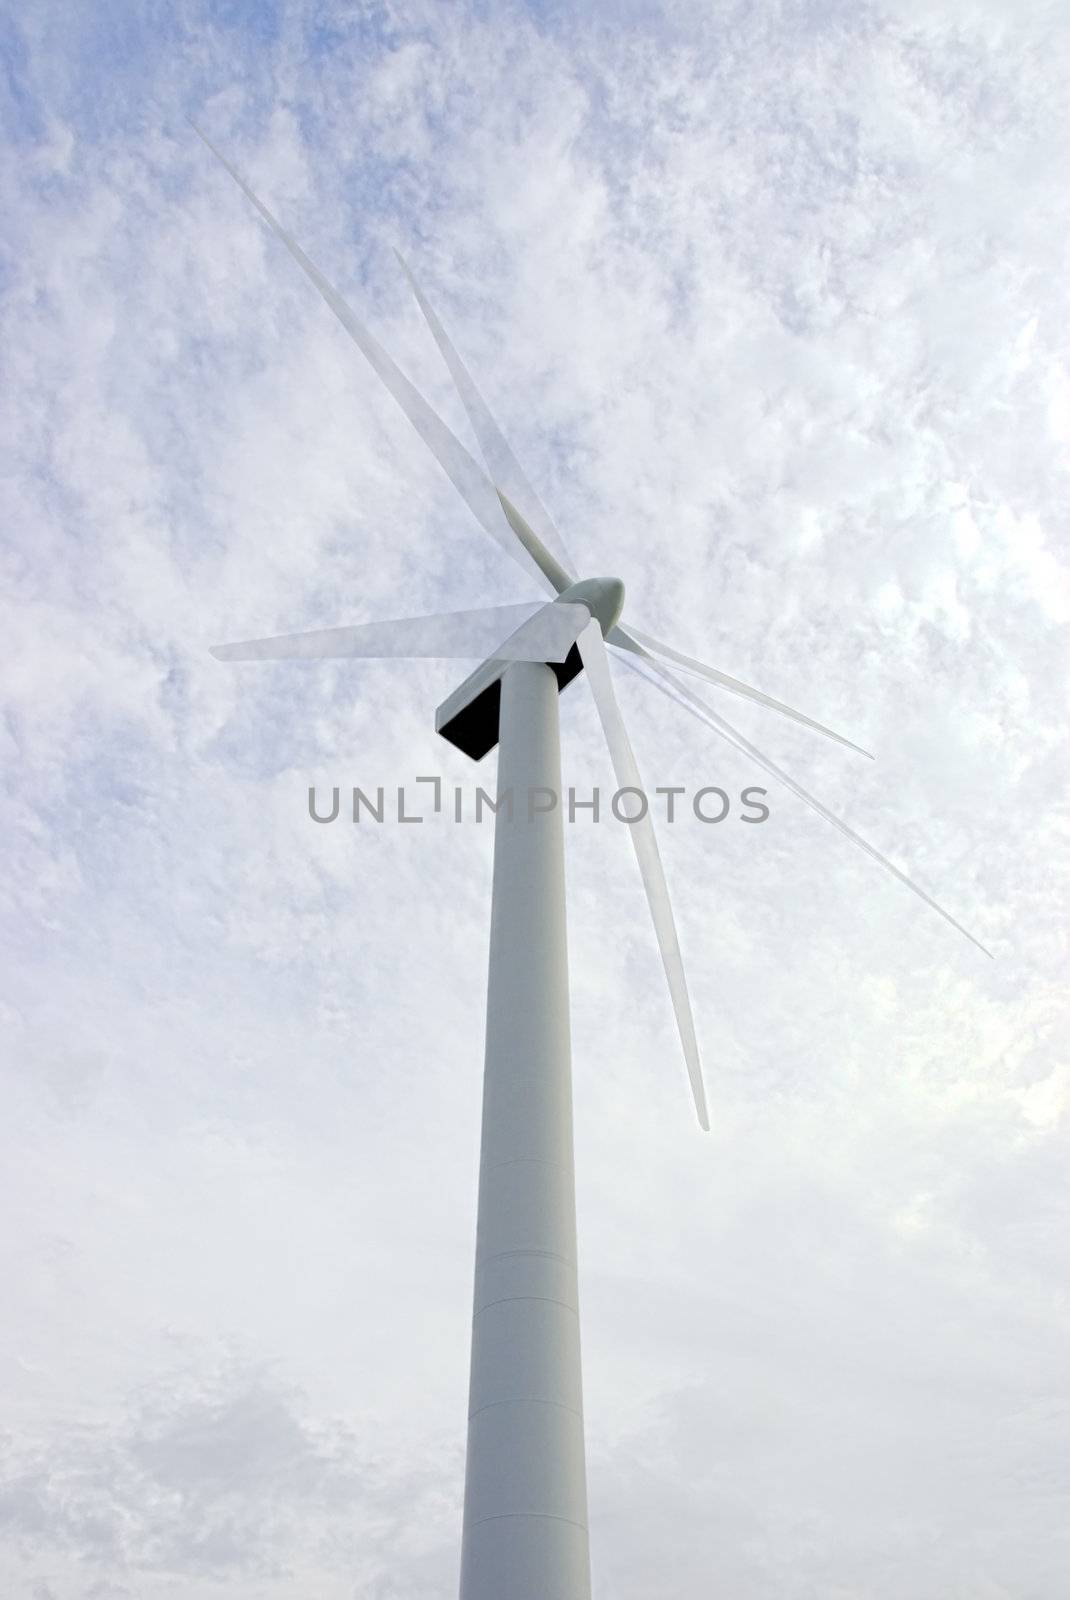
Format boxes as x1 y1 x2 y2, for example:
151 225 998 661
557 575 626 636
600 577 625 629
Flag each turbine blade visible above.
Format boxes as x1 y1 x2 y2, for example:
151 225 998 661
610 624 873 760
189 123 552 595
616 650 993 958
495 489 573 596
212 600 590 663
395 250 577 591
577 620 710 1130
492 600 590 663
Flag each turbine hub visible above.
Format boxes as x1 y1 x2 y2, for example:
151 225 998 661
556 576 625 637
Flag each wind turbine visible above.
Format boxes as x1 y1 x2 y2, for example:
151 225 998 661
193 125 991 1600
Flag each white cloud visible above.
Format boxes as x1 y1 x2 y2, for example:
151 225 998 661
2 1 1067 1595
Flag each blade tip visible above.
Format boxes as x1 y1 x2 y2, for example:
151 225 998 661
393 246 415 283
831 732 875 761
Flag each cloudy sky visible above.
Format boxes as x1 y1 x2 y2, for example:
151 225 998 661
2 1 1068 1595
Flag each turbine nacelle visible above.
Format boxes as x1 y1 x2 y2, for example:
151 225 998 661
433 584 625 763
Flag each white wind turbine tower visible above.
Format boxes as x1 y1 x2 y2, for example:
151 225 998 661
194 126 992 1600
